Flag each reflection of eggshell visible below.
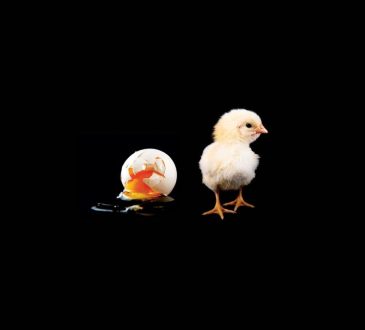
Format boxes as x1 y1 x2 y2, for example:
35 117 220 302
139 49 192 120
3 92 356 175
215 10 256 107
121 149 177 196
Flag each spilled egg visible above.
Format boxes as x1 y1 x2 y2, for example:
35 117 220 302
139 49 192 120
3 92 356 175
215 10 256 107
118 148 177 200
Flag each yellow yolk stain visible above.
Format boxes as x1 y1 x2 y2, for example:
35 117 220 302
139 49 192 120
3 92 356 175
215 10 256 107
123 165 165 199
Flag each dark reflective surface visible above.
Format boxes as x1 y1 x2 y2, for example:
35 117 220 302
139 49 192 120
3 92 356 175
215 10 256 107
91 196 176 217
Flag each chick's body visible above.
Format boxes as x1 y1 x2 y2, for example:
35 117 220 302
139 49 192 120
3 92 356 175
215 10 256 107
199 109 268 219
200 142 259 191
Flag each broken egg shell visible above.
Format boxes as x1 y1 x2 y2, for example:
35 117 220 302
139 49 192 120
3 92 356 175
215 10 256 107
120 148 177 198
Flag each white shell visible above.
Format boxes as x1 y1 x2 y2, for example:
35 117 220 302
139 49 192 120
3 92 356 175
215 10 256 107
121 148 177 196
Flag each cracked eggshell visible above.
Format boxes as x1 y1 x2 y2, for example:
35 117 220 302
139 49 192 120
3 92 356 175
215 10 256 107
121 148 177 196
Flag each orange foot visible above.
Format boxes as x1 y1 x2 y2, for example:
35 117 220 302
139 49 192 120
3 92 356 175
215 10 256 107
224 188 255 211
202 191 236 220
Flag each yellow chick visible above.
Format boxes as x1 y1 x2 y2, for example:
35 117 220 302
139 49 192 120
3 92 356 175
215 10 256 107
199 109 268 219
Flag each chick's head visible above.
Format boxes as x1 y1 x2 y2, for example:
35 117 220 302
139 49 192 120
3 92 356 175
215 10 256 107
213 109 268 144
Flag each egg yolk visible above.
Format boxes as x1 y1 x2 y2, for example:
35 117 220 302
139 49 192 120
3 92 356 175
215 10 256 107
123 165 164 199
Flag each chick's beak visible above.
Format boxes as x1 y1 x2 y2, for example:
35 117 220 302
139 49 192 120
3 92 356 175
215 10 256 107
256 125 268 134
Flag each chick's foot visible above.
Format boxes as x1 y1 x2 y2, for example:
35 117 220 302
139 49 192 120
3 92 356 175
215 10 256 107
202 191 236 220
224 188 255 211
202 205 236 220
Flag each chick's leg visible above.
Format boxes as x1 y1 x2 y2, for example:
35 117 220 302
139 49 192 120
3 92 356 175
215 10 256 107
202 191 236 220
224 188 255 211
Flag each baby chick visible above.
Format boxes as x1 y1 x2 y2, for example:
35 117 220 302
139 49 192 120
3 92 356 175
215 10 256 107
199 109 268 219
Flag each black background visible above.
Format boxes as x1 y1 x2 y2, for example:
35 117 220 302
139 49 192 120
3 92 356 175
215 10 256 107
71 9 357 313
55 6 362 319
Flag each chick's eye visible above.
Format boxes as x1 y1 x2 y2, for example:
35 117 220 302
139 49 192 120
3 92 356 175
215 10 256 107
246 123 252 128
